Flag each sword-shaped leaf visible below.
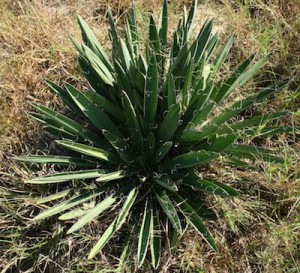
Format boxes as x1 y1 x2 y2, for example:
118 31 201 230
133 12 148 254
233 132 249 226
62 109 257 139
65 83 120 135
77 15 113 72
96 170 136 182
161 150 217 170
158 0 168 47
36 189 72 204
172 192 217 251
88 187 139 259
15 155 96 167
137 197 153 267
31 103 106 148
223 144 284 163
150 202 161 269
144 54 159 131
172 172 238 196
34 184 110 220
155 141 173 163
157 104 181 143
25 169 108 184
121 91 144 153
67 193 119 234
154 173 178 192
155 187 182 234
56 140 121 164
84 89 124 121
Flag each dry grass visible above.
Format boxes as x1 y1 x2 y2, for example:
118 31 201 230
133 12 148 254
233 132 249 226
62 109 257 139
0 0 299 272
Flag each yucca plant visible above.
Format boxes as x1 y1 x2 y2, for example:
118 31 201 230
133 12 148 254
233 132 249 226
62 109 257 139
16 0 296 269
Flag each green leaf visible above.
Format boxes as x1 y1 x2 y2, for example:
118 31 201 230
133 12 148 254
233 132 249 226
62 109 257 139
213 34 234 74
161 150 217 170
36 189 72 204
88 187 139 259
65 83 120 135
96 170 136 182
31 103 106 148
56 140 121 164
190 19 213 65
223 144 284 163
44 79 82 116
155 141 173 163
107 8 119 55
180 102 215 142
77 15 113 72
84 89 124 121
81 44 115 86
213 54 266 103
196 80 290 140
102 129 136 163
121 91 144 154
194 134 237 152
25 169 108 184
149 15 161 61
172 171 238 196
144 54 159 131
150 202 161 269
154 187 182 234
157 104 181 143
158 0 168 46
182 59 194 109
59 205 93 220
172 192 218 251
67 193 119 234
154 173 178 192
34 184 110 220
137 197 153 268
119 38 132 71
217 111 288 134
15 155 96 167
